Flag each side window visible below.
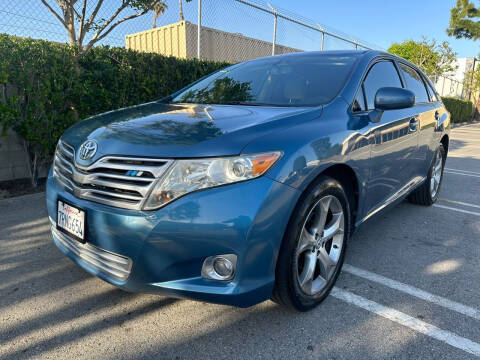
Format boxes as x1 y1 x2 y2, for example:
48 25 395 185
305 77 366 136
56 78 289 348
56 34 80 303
426 82 439 102
427 83 438 101
352 88 366 112
398 63 429 103
363 61 402 110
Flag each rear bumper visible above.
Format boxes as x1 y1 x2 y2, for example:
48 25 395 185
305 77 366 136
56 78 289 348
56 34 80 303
46 167 300 307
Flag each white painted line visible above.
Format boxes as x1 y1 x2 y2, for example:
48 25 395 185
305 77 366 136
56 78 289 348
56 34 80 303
433 204 480 216
447 154 480 158
331 288 480 357
444 170 480 178
439 198 480 210
445 168 480 175
342 264 480 321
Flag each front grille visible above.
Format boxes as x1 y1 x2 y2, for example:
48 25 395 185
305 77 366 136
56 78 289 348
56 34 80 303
51 224 132 282
53 140 172 210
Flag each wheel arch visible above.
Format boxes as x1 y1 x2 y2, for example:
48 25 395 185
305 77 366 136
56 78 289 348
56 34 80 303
440 134 449 156
292 163 360 233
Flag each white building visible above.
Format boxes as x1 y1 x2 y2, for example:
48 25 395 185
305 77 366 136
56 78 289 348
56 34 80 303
434 57 477 101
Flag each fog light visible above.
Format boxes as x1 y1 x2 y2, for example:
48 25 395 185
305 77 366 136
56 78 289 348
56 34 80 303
202 254 237 281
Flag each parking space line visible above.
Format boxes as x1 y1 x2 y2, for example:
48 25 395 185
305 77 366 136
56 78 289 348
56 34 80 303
439 199 480 210
444 170 480 178
433 204 480 216
445 168 480 176
331 288 480 357
342 264 480 321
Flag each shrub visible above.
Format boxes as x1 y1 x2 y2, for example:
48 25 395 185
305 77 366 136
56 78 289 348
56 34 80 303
441 97 474 123
0 34 227 184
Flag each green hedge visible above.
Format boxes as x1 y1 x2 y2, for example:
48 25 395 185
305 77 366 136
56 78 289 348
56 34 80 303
441 97 474 123
0 34 227 181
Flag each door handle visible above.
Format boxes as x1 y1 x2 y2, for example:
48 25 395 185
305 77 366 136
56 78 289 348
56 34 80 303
409 118 418 132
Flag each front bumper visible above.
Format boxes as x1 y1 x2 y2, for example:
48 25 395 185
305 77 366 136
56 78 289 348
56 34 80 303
46 168 300 307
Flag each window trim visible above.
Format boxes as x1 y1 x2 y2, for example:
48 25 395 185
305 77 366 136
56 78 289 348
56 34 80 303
350 58 404 113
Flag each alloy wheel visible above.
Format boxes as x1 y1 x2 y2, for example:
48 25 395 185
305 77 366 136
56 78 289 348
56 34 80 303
295 195 345 296
430 150 443 198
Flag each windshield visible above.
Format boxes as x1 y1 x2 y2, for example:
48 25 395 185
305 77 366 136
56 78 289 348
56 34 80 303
171 53 360 107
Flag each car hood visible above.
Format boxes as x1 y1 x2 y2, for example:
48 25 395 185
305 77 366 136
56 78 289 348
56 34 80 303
61 102 322 160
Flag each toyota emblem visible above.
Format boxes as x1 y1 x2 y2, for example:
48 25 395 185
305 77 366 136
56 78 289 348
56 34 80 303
79 140 98 160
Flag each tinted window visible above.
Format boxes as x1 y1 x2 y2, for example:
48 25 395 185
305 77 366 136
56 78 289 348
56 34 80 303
426 82 439 102
171 54 360 106
399 63 429 103
363 61 402 110
352 88 366 112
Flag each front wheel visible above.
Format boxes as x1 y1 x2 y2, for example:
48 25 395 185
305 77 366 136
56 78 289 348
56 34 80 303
272 176 350 311
408 144 446 206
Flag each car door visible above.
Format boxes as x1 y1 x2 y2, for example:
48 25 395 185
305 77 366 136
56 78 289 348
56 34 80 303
353 60 422 217
396 62 440 179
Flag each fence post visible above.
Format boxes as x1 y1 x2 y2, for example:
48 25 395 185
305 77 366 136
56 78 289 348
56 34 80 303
315 23 325 50
197 0 202 59
267 3 277 56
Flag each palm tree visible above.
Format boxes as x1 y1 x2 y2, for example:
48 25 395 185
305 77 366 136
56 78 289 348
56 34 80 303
179 0 184 21
152 1 167 28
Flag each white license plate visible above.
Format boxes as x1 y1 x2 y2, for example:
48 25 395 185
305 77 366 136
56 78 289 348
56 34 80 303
57 200 85 241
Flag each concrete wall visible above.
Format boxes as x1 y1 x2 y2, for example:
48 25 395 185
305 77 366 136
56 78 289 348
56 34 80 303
0 130 30 182
126 21 301 63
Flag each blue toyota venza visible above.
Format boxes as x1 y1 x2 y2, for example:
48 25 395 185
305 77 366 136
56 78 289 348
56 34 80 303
47 50 450 311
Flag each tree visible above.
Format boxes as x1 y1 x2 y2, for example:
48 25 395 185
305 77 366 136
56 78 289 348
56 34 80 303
388 37 457 78
40 0 166 54
463 63 480 101
447 0 480 40
153 0 193 27
178 0 193 21
152 1 168 28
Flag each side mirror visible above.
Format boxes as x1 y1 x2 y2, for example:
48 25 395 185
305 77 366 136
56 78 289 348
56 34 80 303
374 87 415 111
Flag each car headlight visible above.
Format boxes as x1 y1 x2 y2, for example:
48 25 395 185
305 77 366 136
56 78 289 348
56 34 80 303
143 151 282 210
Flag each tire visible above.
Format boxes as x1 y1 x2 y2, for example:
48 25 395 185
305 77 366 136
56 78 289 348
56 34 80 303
272 176 350 311
408 144 446 206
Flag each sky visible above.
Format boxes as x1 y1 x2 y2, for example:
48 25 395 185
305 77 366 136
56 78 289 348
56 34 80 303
270 0 477 58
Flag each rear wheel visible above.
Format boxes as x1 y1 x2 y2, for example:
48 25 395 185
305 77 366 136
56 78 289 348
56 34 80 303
272 176 350 311
408 144 446 206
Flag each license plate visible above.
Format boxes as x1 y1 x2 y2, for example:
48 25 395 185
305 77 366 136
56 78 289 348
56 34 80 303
57 200 85 241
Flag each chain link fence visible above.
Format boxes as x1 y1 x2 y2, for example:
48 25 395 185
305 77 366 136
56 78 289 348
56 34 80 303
0 0 476 103
0 0 379 53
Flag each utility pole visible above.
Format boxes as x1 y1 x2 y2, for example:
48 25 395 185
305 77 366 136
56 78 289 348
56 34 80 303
469 57 478 102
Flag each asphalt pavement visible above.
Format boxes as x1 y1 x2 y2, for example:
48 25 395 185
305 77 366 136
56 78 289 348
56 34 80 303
1 123 479 360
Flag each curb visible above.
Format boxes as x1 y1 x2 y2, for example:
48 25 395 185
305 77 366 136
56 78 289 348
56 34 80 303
452 121 480 129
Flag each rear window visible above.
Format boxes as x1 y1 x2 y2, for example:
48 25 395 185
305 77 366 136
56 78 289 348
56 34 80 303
171 54 360 106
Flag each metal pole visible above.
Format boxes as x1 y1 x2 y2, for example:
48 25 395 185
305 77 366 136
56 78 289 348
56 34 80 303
267 3 277 56
316 23 324 51
469 57 477 102
197 0 202 59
